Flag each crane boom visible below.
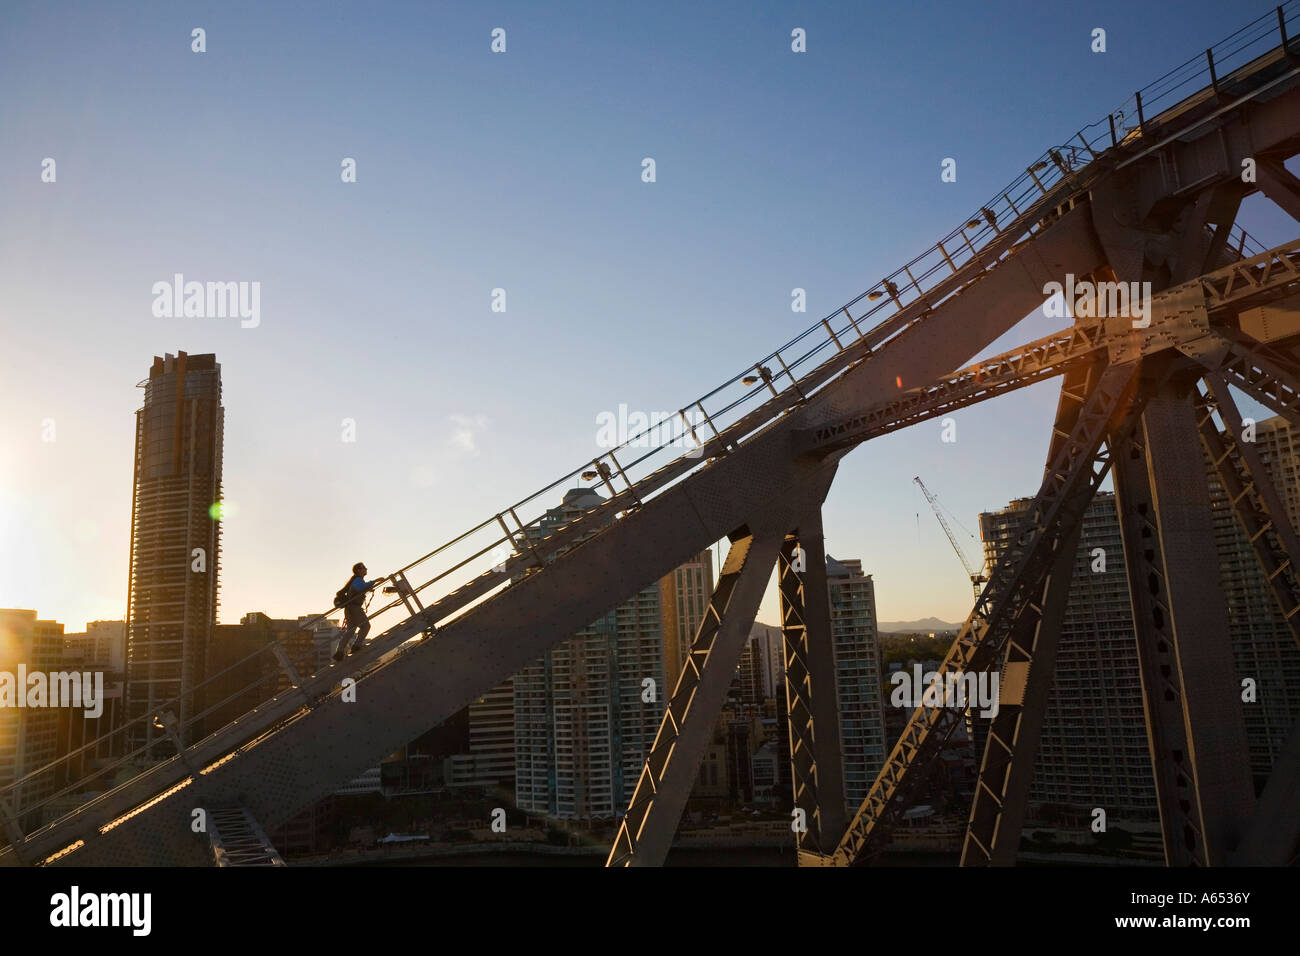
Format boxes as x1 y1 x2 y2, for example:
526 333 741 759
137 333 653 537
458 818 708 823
914 476 985 596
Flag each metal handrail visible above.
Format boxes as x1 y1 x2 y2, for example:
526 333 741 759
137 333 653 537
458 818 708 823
3 3 1295 846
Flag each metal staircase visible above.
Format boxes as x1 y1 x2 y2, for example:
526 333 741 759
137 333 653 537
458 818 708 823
4 2 1300 867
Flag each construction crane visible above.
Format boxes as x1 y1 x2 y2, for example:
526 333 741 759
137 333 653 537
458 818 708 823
8 11 1297 869
914 476 986 598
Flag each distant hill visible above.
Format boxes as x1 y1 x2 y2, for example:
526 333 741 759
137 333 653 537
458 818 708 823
753 617 962 635
878 617 962 633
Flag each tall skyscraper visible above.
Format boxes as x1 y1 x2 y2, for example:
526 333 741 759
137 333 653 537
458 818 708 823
750 622 785 702
975 420 1300 832
737 636 765 707
660 550 713 691
1210 415 1300 784
826 557 888 815
125 352 223 754
979 493 1157 825
512 488 668 821
0 609 65 814
460 678 516 792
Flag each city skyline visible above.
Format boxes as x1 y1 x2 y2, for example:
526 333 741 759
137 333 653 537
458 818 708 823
5 1 1297 634
2 342 999 633
2 0 1299 880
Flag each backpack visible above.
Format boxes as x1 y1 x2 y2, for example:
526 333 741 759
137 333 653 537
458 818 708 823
333 578 357 609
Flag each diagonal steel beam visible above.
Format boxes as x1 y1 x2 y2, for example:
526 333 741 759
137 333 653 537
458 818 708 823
1196 373 1300 866
606 529 783 866
802 322 1107 456
606 518 798 867
963 535 1079 866
1256 159 1300 224
1196 374 1300 650
778 508 848 861
832 358 1142 865
1171 188 1220 285
1193 238 1300 311
1200 190 1245 274
1193 329 1300 428
607 463 842 867
0 799 29 867
1231 714 1300 865
14 34 1300 867
961 359 1100 865
806 240 1300 462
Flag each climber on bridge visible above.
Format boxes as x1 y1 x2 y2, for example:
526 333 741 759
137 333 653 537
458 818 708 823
332 562 385 661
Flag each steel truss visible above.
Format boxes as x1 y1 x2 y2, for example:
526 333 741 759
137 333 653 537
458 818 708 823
827 237 1300 866
606 530 789 866
207 806 286 867
832 359 1143 865
13 18 1300 866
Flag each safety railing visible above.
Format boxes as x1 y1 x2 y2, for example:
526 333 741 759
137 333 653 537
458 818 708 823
3 3 1296 853
1075 2 1300 159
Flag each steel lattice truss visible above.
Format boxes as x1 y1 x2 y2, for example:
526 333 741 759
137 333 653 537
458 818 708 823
827 243 1300 867
206 807 285 867
6 14 1300 869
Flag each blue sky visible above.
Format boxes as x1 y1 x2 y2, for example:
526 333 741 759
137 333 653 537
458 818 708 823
1 0 1296 632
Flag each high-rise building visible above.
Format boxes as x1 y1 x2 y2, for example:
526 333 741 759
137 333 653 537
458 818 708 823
203 621 272 735
737 635 764 707
0 609 66 815
60 621 127 783
752 740 783 805
64 621 126 675
826 557 888 816
976 421 1300 829
723 710 764 804
199 611 348 738
512 488 668 821
750 622 785 702
453 678 516 793
125 352 223 755
1211 415 1300 784
549 562 663 812
979 492 1157 824
660 550 713 690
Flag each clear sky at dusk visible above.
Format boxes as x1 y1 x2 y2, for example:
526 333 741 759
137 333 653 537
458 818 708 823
1 0 1296 632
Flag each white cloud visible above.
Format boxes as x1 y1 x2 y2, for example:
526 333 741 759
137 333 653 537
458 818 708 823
449 414 489 456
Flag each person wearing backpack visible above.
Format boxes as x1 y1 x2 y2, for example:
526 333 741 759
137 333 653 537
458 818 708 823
332 562 384 661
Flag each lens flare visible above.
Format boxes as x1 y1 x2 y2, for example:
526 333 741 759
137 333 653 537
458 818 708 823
208 501 239 521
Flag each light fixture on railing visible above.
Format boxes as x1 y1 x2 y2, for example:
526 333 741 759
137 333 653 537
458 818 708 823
1030 161 1048 172
581 470 598 481
867 290 884 301
965 219 981 229
742 375 758 386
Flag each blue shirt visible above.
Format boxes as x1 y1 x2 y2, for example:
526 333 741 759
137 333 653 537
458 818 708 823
343 574 375 609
